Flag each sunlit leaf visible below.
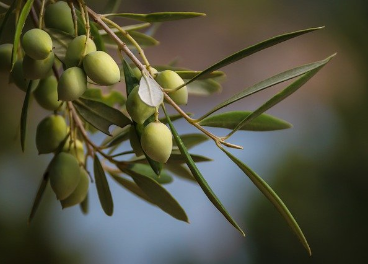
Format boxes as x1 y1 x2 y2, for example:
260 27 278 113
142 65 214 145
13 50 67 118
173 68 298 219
220 147 311 255
138 69 163 107
28 172 49 224
162 105 245 236
103 12 205 22
183 27 324 87
73 98 131 136
117 163 188 222
94 155 114 216
199 111 292 131
20 81 33 152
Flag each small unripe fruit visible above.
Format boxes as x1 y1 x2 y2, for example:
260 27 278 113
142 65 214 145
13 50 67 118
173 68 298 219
0 43 13 72
44 1 74 35
33 75 61 111
126 86 156 124
141 122 173 163
83 51 120 86
129 125 144 157
155 70 188 105
23 53 54 80
22 29 52 60
60 167 89 208
10 60 39 92
58 67 87 101
65 35 96 68
36 115 68 154
49 152 80 200
62 139 85 163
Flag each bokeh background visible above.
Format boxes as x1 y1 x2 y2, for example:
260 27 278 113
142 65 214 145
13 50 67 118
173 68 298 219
1 0 367 263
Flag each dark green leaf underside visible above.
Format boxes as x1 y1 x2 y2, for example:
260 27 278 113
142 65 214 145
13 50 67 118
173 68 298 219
28 172 49 224
20 81 33 152
125 163 173 184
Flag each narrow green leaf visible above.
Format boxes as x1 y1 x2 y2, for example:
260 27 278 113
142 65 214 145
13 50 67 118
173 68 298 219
220 147 311 255
0 0 16 41
183 27 324 87
200 54 335 119
117 164 188 222
103 0 122 14
173 133 209 149
159 113 191 124
90 21 105 51
176 70 225 80
46 29 73 62
103 126 130 148
228 56 335 136
122 59 139 95
94 155 114 216
80 192 89 215
102 30 159 48
11 0 34 70
122 23 151 32
187 79 222 96
103 12 206 22
110 172 154 204
82 88 126 107
28 172 49 224
73 98 131 136
165 164 196 182
199 111 292 131
20 81 33 152
162 105 245 236
168 153 212 164
125 163 173 184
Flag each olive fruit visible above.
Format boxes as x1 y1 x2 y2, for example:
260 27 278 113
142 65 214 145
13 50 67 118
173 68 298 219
33 75 61 110
65 35 96 68
129 125 144 157
126 86 156 124
10 60 39 92
62 139 85 163
22 29 52 60
23 53 54 80
60 167 89 208
49 152 80 200
83 51 120 86
36 115 68 154
58 67 87 101
44 1 74 35
140 121 173 163
155 70 188 105
0 43 13 72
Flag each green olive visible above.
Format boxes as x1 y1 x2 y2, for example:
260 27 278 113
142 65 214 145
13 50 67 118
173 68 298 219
36 115 68 154
23 52 54 80
49 152 80 200
65 35 96 68
126 86 156 124
60 167 89 208
141 121 173 163
58 67 87 101
0 43 13 72
129 125 144 157
83 51 120 86
10 60 39 92
62 138 85 163
44 1 74 35
33 75 61 111
155 70 188 105
22 29 52 60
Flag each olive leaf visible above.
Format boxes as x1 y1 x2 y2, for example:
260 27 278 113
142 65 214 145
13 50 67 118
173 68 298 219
28 172 49 224
124 163 173 184
20 81 33 152
122 59 139 95
73 98 131 136
220 146 311 255
175 70 225 80
94 155 114 216
82 88 126 107
187 79 222 96
11 0 34 69
199 111 292 131
162 105 245 236
138 69 164 107
103 12 206 22
102 30 159 48
172 133 209 149
80 193 89 215
117 163 188 222
167 153 212 164
165 164 196 182
0 0 16 41
46 29 73 62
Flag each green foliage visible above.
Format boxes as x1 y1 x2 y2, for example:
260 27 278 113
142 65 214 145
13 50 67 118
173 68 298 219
1 0 335 256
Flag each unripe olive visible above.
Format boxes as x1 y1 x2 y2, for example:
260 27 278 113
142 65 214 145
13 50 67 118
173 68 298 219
33 75 61 111
49 152 80 200
44 1 74 35
126 86 156 124
129 125 144 157
58 67 87 101
155 70 188 105
65 35 96 68
0 43 13 72
141 121 173 163
23 52 54 80
83 51 120 86
60 167 89 208
62 139 85 163
11 60 39 92
36 115 68 154
22 29 52 60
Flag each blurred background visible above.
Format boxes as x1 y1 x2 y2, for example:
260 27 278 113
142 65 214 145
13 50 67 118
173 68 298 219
1 0 367 263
